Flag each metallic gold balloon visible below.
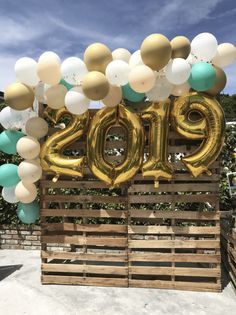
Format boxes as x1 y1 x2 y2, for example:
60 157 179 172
171 92 225 177
140 34 171 71
40 107 89 182
206 66 227 96
87 104 144 186
4 82 34 110
82 71 109 100
141 100 173 187
171 36 191 59
84 43 113 73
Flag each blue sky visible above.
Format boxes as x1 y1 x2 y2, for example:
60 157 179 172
0 0 235 98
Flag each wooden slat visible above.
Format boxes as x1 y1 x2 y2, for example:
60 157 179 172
128 183 219 193
41 209 127 218
129 253 220 263
129 194 218 203
42 195 127 203
42 263 127 275
42 275 128 287
130 210 219 220
42 223 126 233
41 251 127 262
41 235 127 247
129 239 220 249
129 266 220 277
128 225 220 235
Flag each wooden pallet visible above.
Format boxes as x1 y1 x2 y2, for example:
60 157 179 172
40 109 221 292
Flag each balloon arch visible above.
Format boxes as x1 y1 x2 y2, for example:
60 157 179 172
0 32 235 223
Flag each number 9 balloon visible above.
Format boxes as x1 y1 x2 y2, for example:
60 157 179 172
171 92 225 177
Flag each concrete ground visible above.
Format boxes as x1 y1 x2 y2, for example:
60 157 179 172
0 250 235 315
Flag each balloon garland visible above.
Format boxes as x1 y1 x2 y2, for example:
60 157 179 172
0 32 235 224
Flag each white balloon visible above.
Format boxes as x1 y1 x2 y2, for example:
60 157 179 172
61 57 88 85
146 77 173 101
129 65 155 93
105 60 130 86
34 81 50 103
129 50 144 68
191 33 218 61
212 43 236 68
166 58 191 85
15 57 39 86
18 160 42 183
0 106 23 129
65 87 90 115
172 82 190 96
112 48 131 63
38 51 61 63
2 186 19 204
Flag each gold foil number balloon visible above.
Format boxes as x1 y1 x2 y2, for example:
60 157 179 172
40 107 89 182
171 92 225 177
141 100 173 187
87 103 144 186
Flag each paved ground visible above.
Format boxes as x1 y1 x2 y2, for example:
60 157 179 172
0 250 235 315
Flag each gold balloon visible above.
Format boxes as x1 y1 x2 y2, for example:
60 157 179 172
141 100 173 188
87 104 144 186
84 42 113 73
140 34 171 71
82 71 109 100
206 66 227 96
45 84 67 109
40 107 89 182
171 92 225 177
171 36 191 59
4 82 34 110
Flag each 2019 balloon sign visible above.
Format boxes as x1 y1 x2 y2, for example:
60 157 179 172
0 32 235 223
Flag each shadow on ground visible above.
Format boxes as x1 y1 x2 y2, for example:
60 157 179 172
0 264 22 281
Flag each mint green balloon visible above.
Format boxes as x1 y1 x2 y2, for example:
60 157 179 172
0 164 20 187
60 79 74 91
17 201 39 224
0 130 25 154
122 83 145 102
188 62 216 91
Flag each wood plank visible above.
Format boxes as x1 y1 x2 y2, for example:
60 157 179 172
41 235 127 247
41 209 127 218
41 251 127 262
42 275 128 287
129 194 218 204
129 279 220 292
129 239 220 249
43 195 127 203
129 253 220 263
128 225 220 235
133 173 220 181
42 263 128 275
41 180 110 189
130 210 219 220
42 223 126 233
129 266 220 277
128 183 219 193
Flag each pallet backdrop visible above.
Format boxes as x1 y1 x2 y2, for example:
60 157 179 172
40 108 221 292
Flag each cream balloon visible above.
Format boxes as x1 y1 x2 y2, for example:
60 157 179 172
45 84 67 109
61 57 88 85
172 82 190 96
38 51 61 63
105 60 130 86
65 87 90 115
15 181 37 204
102 85 122 107
212 43 236 68
37 52 61 85
18 160 42 183
129 50 144 68
16 136 40 159
2 185 19 203
15 57 39 86
146 77 173 101
166 58 191 85
112 48 131 63
191 33 218 61
129 65 155 93
25 117 48 139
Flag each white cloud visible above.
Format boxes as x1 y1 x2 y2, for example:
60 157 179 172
0 55 16 91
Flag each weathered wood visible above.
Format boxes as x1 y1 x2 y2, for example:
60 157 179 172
129 253 220 263
129 240 220 249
